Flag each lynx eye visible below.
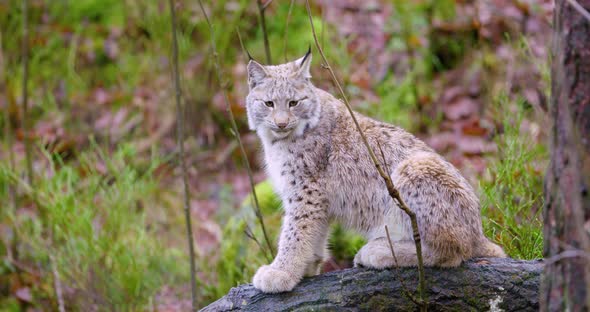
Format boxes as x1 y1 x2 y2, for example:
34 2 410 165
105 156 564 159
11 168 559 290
288 100 299 107
264 101 274 108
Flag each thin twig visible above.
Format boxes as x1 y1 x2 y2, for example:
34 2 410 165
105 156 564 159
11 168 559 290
377 142 392 179
385 225 423 306
245 225 272 263
320 5 326 49
380 144 423 306
198 0 275 258
283 0 295 62
566 0 590 23
1 29 17 212
50 254 66 312
257 0 272 64
384 226 400 265
22 0 33 186
544 249 590 266
235 27 249 60
305 1 427 309
168 1 198 310
235 27 277 259
262 0 274 11
0 29 20 269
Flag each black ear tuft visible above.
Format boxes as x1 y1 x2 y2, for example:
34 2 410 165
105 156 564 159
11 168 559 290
299 45 312 67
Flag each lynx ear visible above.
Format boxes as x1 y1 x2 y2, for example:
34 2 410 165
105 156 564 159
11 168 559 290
294 47 312 79
247 60 267 89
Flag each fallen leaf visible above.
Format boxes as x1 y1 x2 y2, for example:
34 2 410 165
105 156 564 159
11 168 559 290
15 287 33 303
443 97 479 120
461 119 488 136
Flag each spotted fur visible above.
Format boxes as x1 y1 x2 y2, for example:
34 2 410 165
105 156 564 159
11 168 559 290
246 53 506 293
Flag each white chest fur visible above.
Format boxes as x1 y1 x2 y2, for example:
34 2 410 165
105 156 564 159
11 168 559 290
264 147 289 197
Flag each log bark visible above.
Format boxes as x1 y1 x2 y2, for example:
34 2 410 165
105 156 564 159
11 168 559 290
201 258 541 311
542 0 590 310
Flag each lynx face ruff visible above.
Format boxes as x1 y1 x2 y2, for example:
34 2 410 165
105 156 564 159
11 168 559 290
245 51 506 293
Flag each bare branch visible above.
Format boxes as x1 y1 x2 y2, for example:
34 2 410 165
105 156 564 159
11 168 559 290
1 28 17 213
236 27 246 57
283 0 295 62
566 0 590 23
377 142 391 179
0 29 20 273
198 0 275 259
235 26 253 62
384 226 400 265
22 0 33 185
168 1 198 310
380 145 422 306
320 5 326 49
50 254 66 312
385 225 423 306
544 249 590 267
305 0 427 309
245 225 273 263
257 0 272 63
235 27 276 259
261 0 274 11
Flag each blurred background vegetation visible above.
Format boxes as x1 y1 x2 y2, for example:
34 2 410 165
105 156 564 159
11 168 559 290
1 0 550 310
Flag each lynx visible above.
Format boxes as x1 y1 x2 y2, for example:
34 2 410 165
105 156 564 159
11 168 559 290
245 50 506 293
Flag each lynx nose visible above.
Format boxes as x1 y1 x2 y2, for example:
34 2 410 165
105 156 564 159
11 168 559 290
273 112 289 130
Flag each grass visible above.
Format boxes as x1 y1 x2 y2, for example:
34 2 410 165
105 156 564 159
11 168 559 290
0 144 186 310
364 73 418 131
480 96 547 259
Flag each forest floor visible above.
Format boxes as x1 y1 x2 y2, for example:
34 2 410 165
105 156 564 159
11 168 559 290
0 0 551 310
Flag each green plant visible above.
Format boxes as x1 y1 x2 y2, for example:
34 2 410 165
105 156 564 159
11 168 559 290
329 224 366 263
0 144 185 310
198 181 283 306
480 97 546 259
199 218 265 305
364 73 417 130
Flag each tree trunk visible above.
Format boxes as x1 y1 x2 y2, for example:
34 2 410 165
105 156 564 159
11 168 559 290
542 0 590 311
201 258 541 311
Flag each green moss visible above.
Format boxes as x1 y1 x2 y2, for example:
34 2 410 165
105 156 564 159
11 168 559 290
0 297 21 312
360 294 403 311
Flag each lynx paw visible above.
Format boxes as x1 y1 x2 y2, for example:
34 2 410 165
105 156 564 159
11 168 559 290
252 265 298 293
353 244 395 269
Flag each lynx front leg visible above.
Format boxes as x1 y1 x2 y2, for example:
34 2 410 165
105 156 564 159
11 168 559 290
253 206 329 293
303 225 330 276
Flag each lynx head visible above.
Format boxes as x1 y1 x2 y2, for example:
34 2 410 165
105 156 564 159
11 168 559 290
245 49 320 141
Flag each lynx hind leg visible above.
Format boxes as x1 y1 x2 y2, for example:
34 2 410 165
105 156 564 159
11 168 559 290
474 238 507 258
389 152 480 267
354 238 439 269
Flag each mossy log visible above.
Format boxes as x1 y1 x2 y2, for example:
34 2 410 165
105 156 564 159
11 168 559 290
201 258 542 311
